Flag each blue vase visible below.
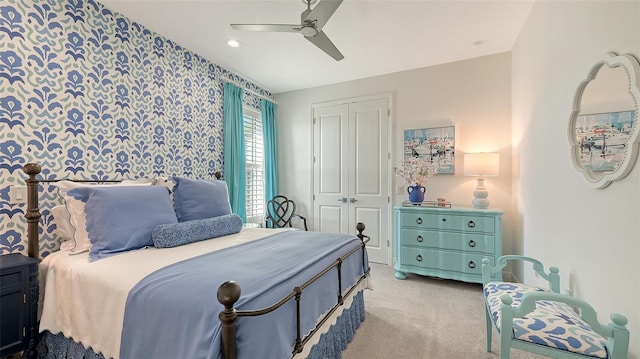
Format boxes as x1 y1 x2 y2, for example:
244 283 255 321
407 185 426 204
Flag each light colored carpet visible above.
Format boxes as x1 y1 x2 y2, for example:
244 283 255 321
342 263 547 359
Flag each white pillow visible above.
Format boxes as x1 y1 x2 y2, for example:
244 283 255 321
55 179 153 254
51 205 75 250
153 176 175 205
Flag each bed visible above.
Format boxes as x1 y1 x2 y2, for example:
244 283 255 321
22 163 371 359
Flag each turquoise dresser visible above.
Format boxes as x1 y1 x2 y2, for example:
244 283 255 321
394 206 503 283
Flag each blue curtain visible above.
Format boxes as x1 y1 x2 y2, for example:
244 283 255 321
223 83 246 221
261 99 278 202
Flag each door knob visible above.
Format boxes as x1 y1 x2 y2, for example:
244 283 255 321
337 197 347 203
349 198 357 203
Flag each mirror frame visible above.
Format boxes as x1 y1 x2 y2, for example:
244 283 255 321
568 52 640 188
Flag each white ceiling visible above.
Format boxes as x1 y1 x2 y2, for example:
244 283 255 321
99 0 535 94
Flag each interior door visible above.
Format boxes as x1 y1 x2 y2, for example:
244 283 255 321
313 97 390 264
313 104 350 235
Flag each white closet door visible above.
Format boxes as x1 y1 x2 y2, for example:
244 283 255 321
313 97 390 264
313 104 350 235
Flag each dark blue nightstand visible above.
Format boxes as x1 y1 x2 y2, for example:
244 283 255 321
1 254 40 358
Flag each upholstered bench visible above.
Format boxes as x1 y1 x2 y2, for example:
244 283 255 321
481 256 629 359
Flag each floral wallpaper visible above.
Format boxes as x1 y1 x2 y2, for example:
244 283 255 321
0 0 272 257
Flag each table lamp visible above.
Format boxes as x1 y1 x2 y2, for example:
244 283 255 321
463 153 499 209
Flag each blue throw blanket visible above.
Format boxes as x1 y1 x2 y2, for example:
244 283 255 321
120 231 367 359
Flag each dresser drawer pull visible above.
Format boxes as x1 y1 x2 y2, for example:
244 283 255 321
416 217 423 224
416 255 423 262
468 240 476 247
467 220 476 228
468 261 476 269
441 218 446 222
416 235 423 242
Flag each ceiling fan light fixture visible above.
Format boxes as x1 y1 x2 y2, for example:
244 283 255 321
227 39 241 48
301 26 317 37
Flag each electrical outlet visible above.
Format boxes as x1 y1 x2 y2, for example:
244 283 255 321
9 186 27 204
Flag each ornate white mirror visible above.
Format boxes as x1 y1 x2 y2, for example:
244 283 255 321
568 52 640 188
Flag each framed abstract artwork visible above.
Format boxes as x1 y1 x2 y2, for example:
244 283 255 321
403 126 455 174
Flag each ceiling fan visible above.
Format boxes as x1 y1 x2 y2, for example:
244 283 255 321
230 0 344 61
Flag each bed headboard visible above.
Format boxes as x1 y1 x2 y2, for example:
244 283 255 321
22 163 222 259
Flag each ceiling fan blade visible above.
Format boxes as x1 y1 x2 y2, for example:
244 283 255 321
230 24 301 33
305 30 344 61
304 0 343 30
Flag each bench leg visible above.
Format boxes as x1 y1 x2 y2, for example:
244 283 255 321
485 305 492 352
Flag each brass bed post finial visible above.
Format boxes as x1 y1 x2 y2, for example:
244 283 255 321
23 163 42 259
217 281 241 359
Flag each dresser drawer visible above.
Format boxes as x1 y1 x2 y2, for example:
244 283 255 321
394 206 503 283
400 229 495 253
399 212 495 234
400 247 491 276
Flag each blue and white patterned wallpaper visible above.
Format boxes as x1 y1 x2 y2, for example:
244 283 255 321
0 0 273 257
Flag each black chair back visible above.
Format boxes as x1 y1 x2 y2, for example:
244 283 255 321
265 195 308 230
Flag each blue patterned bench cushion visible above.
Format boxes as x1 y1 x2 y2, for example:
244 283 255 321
484 282 608 359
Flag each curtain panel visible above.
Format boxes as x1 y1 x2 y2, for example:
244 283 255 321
223 83 246 221
261 99 278 203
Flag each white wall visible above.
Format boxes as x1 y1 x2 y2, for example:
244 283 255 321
275 53 513 257
512 1 639 357
276 1 639 356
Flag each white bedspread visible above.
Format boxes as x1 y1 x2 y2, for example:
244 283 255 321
38 228 291 359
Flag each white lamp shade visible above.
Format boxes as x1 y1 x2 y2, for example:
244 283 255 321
463 153 499 177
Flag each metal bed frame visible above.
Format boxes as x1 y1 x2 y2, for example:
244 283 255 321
22 163 370 359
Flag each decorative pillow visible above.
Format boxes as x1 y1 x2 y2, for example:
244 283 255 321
152 214 243 248
171 176 232 222
55 179 152 254
67 186 178 261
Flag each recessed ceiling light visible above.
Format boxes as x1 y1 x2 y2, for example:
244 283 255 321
227 39 241 48
471 41 485 48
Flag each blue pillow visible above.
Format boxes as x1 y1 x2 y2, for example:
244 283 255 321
152 214 243 248
172 176 232 222
67 186 178 261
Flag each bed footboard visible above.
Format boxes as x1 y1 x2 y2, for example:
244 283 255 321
217 223 370 359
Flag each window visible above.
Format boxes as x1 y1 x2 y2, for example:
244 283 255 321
244 107 264 224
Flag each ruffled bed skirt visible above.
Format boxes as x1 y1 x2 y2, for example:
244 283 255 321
37 291 366 359
306 291 365 359
37 332 103 359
